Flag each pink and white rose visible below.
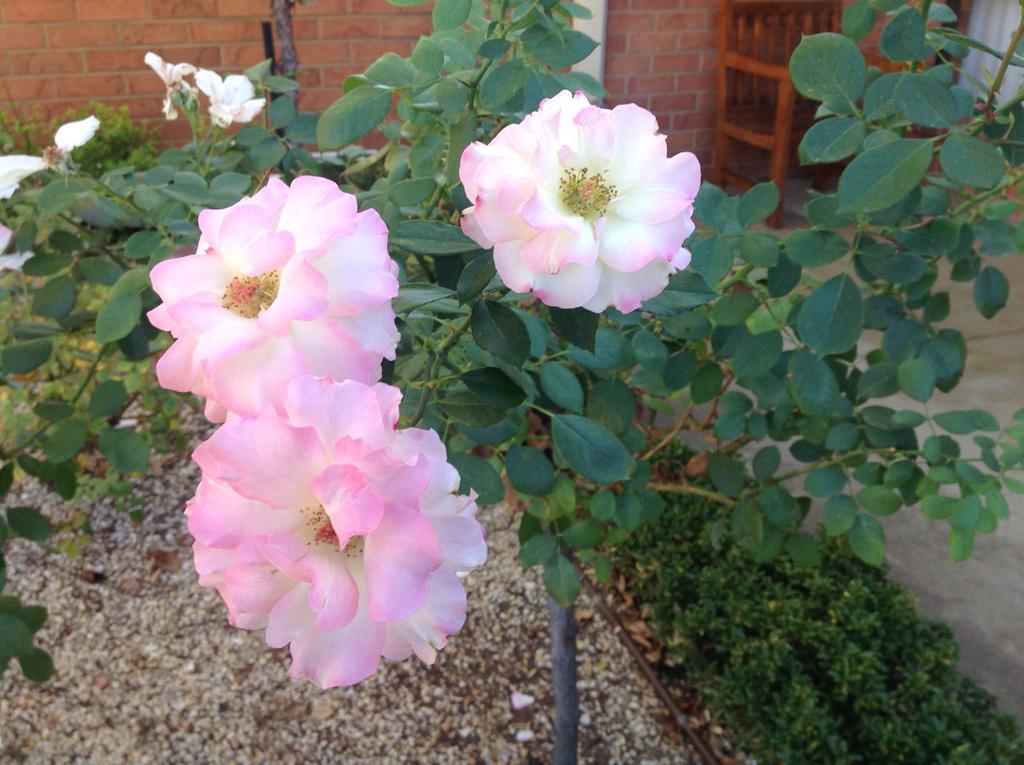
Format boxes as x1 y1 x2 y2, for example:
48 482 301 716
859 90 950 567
147 176 399 422
188 376 487 688
459 90 700 313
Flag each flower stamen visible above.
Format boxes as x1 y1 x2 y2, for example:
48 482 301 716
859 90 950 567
559 168 616 220
222 270 280 318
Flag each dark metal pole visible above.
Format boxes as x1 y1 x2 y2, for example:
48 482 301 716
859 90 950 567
549 598 580 765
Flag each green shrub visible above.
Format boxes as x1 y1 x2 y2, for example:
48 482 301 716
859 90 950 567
0 101 159 173
618 492 1024 765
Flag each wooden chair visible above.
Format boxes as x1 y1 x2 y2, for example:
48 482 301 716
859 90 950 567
712 0 842 227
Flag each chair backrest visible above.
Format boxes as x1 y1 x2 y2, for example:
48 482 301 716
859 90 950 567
719 0 842 108
721 0 842 63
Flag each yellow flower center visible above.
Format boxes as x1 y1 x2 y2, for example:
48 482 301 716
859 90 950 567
559 168 616 220
222 270 280 319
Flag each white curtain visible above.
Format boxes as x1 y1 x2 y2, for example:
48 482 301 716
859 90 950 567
961 0 1024 104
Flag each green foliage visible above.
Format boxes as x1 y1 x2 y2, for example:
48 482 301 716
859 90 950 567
617 492 1024 765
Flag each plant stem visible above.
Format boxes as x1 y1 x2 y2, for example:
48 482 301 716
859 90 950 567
548 598 580 765
648 481 734 506
983 14 1024 113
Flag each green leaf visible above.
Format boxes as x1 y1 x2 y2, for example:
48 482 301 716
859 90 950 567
268 96 296 128
88 380 127 418
440 390 506 427
265 75 298 93
471 300 530 366
895 74 955 128
789 32 866 114
614 492 642 531
897 357 936 402
806 467 847 498
518 533 556 566
43 418 86 463
433 0 471 30
880 8 930 61
552 415 631 484
95 291 142 344
973 266 1009 319
389 177 436 206
789 352 839 417
365 52 416 87
7 506 52 542
125 230 164 261
18 648 54 682
838 138 933 213
478 38 511 60
31 276 75 320
246 137 287 170
785 229 849 267
708 453 745 497
0 462 13 498
392 283 455 314
799 117 865 164
506 445 555 496
823 495 857 536
586 379 635 436
732 331 782 380
544 553 581 606
540 364 583 412
549 307 598 352
736 182 780 228
857 485 902 516
933 409 999 435
456 255 495 304
462 367 524 409
690 363 724 404
391 219 479 255
317 87 392 149
798 274 863 355
710 291 758 326
480 60 524 111
0 614 33 658
563 520 604 549
522 27 598 68
842 0 876 40
940 132 1005 189
98 428 150 473
848 513 886 566
1 339 53 375
448 453 504 505
753 446 781 481
949 526 974 562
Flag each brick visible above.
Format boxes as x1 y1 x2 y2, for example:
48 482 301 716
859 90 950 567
119 22 191 45
604 55 650 76
299 88 342 110
297 0 345 13
295 67 322 87
321 65 358 87
605 33 626 54
657 10 709 29
292 19 317 38
606 12 655 32
628 31 677 53
125 72 167 95
10 50 82 75
57 73 129 98
76 0 148 21
190 20 258 42
671 111 716 130
157 45 222 67
347 0 394 13
87 48 151 72
295 39 351 64
651 92 698 112
0 76 58 100
351 39 412 62
379 15 432 38
652 51 701 72
603 75 627 98
676 29 717 49
215 0 263 15
221 43 267 66
2 0 74 22
47 24 117 47
0 24 46 50
628 74 675 93
319 17 383 39
153 0 218 16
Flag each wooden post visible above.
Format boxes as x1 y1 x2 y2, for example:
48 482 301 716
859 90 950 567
549 598 580 765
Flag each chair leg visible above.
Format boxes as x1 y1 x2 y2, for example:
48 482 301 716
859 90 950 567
768 80 796 228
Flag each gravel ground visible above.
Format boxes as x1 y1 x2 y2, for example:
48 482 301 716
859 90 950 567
0 439 696 764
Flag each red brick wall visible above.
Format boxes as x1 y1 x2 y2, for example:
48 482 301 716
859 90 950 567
0 0 431 141
603 0 718 160
0 0 712 158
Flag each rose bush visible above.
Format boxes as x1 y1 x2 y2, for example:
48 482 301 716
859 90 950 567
1 7 1023 758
